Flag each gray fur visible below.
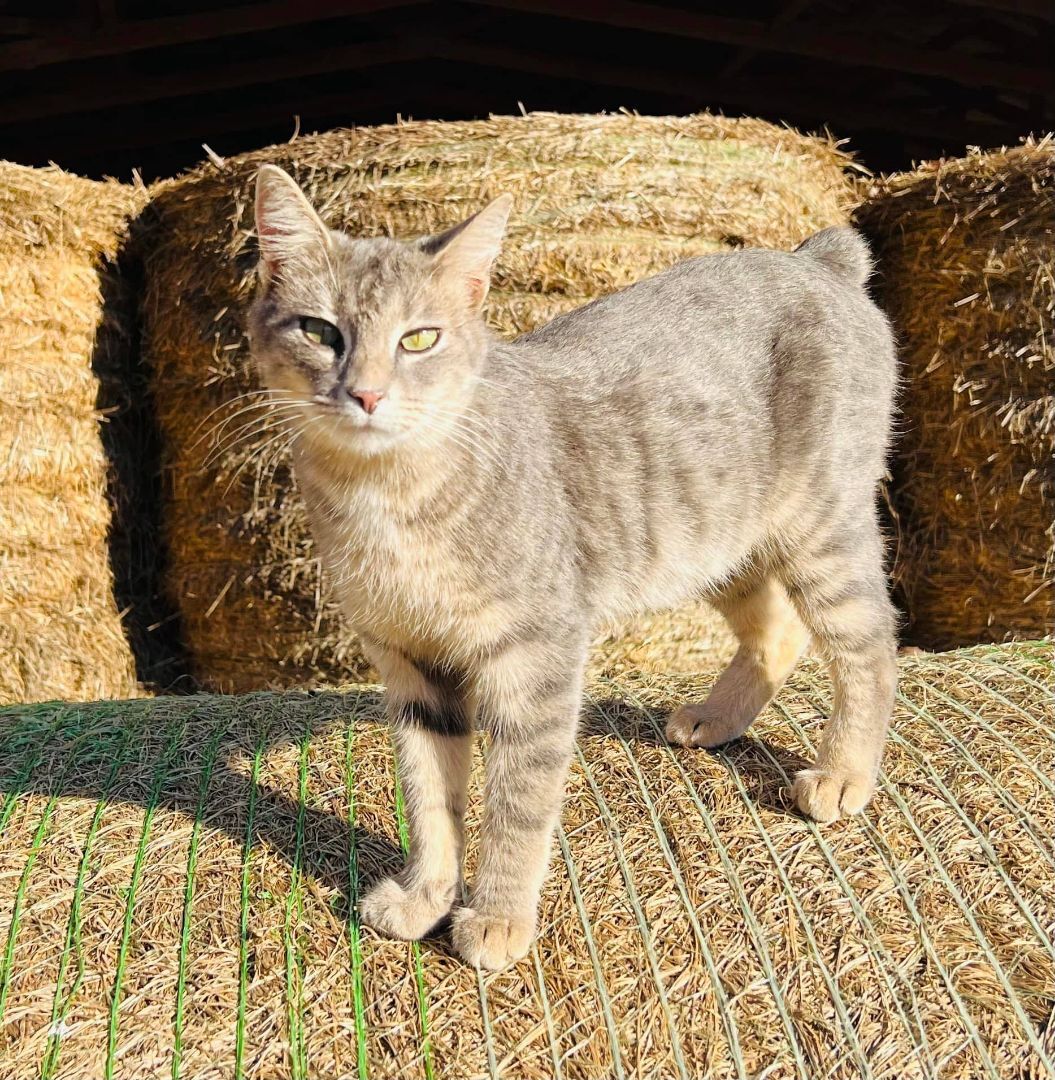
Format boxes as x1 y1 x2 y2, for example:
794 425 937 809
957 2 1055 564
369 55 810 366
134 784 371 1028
249 166 899 970
794 225 874 285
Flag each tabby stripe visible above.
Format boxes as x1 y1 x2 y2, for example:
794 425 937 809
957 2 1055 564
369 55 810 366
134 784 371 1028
397 699 470 738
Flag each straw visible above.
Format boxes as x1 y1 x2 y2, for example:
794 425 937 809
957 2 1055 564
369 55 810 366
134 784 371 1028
139 112 856 691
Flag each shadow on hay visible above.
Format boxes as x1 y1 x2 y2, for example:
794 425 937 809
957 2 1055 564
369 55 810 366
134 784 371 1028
90 216 191 693
587 696 812 814
0 689 808 937
0 690 401 917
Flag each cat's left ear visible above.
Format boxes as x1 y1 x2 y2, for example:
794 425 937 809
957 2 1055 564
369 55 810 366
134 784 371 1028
254 164 331 282
424 195 512 309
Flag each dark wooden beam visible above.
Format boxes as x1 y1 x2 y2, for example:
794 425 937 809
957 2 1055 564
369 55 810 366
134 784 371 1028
0 16 84 36
0 85 486 160
468 0 1055 95
2 36 429 123
721 0 816 79
965 93 1043 125
0 0 415 72
438 38 1017 145
95 0 119 28
949 0 1055 20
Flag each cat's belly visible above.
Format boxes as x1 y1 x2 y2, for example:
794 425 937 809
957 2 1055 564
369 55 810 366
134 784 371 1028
589 546 733 623
584 503 762 623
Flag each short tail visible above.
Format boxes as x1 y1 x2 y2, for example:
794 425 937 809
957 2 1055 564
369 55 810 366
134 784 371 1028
795 227 873 287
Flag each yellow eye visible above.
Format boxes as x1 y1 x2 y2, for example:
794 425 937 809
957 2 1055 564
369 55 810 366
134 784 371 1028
400 328 440 353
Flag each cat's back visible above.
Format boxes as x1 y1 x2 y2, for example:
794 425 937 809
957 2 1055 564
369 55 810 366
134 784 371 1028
511 229 893 397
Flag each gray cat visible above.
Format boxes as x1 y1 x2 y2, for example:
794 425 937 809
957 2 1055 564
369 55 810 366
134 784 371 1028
248 165 898 970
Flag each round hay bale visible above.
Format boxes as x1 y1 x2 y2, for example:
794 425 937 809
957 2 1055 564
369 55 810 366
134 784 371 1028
0 162 146 704
141 112 857 692
590 601 739 676
855 139 1055 648
0 642 1051 1076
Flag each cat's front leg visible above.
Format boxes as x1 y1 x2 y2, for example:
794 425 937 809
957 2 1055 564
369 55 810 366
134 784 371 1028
359 650 472 940
453 638 585 970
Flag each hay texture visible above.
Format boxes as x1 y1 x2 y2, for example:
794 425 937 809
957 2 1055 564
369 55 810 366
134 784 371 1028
0 163 146 705
856 140 1055 648
0 642 1051 1078
141 112 856 692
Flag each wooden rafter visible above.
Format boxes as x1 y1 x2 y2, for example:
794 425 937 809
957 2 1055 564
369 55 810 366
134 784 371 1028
0 0 1047 175
0 15 84 36
1 22 1028 145
720 0 817 79
466 0 1055 95
2 36 429 123
0 0 414 72
437 38 1018 144
949 0 1055 20
0 84 486 158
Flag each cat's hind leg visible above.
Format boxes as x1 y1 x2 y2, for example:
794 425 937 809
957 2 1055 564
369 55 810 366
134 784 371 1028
359 651 472 940
666 574 809 748
780 517 898 822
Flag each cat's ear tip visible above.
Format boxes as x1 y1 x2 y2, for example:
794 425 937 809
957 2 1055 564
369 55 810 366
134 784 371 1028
254 164 298 194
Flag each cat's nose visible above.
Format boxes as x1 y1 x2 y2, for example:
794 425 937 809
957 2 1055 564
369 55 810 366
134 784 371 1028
350 389 385 414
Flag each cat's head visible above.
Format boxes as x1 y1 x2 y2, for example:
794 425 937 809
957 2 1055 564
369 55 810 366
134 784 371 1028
248 164 511 458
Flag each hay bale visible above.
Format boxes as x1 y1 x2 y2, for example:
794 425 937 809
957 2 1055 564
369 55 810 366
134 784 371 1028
0 163 146 704
0 642 1051 1076
590 601 739 675
141 112 856 692
856 140 1055 648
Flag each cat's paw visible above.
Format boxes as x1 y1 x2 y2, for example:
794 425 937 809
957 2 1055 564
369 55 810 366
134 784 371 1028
359 876 455 941
665 703 753 749
793 767 874 823
451 907 534 970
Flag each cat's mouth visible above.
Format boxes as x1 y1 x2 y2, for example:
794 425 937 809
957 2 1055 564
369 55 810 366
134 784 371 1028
307 396 407 455
310 397 387 429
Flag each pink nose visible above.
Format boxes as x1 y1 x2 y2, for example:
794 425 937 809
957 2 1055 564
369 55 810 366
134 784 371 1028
351 389 385 414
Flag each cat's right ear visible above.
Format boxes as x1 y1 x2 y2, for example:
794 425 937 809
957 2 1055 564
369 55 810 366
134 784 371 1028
254 165 330 283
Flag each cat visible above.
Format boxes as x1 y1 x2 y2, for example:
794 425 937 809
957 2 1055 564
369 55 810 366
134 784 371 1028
248 164 899 970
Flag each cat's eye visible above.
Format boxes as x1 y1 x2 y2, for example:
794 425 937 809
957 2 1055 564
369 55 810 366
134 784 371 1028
400 328 440 353
300 316 342 351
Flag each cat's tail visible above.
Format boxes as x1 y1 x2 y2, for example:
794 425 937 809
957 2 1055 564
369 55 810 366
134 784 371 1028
794 227 873 287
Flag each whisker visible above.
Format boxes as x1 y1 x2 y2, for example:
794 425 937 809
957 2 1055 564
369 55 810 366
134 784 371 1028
413 415 504 473
220 419 309 496
187 388 295 443
413 408 505 468
199 403 310 465
198 395 305 436
201 416 303 470
193 408 306 461
471 375 511 393
255 413 329 491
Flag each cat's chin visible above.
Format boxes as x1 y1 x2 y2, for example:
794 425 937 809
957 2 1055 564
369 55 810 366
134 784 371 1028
307 412 408 459
345 429 405 458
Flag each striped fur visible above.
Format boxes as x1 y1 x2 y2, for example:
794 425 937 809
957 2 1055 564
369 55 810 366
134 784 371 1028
249 169 899 969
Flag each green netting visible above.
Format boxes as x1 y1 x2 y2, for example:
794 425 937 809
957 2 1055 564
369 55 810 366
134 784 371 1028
0 643 1050 1078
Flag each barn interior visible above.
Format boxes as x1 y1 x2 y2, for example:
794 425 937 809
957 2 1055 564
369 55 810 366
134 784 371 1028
1 0 1052 180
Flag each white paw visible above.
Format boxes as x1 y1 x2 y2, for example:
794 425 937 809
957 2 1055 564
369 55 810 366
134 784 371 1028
359 875 455 940
451 907 535 970
665 703 752 749
793 768 874 823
